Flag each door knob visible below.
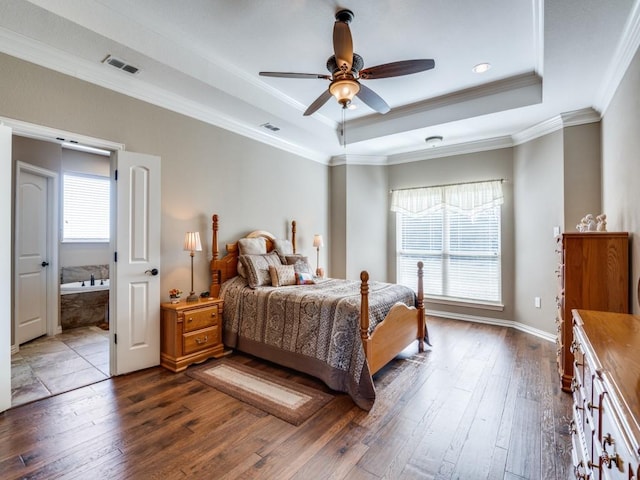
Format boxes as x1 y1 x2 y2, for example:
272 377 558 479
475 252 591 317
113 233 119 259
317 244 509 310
41 261 49 267
145 268 159 276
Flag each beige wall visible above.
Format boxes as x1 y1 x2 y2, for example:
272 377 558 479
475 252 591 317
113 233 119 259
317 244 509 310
601 45 640 313
513 130 564 333
345 165 388 281
0 53 328 346
563 123 602 231
388 149 515 322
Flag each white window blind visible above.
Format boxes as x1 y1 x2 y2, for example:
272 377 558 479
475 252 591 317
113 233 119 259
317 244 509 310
62 172 110 242
393 180 502 303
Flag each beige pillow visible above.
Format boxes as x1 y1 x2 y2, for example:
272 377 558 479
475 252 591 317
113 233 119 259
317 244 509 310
239 252 282 288
273 238 294 256
238 237 267 255
237 237 267 278
268 265 296 287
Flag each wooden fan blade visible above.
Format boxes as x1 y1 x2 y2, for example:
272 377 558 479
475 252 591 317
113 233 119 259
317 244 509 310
356 84 390 114
304 89 333 116
333 21 353 72
359 59 435 79
260 72 331 80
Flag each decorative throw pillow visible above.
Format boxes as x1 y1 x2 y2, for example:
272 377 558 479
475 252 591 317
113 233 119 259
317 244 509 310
282 254 314 274
273 238 294 256
296 272 315 285
239 252 282 288
268 265 296 287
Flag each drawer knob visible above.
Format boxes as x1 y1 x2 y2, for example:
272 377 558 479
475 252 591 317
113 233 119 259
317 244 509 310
187 317 193 323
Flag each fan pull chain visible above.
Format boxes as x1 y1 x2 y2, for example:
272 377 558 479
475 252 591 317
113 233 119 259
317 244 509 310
342 106 347 149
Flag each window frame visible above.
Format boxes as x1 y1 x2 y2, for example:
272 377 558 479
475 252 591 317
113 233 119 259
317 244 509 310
396 204 503 308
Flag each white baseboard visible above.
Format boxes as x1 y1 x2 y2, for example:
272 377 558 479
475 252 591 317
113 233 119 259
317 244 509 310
428 309 556 343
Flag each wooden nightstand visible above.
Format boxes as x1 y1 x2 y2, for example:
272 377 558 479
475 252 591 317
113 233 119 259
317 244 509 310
160 297 226 372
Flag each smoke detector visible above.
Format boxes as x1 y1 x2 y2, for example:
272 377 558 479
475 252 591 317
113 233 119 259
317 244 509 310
425 135 443 147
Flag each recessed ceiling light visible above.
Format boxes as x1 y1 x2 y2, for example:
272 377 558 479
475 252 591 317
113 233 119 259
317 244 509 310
425 135 443 147
472 63 491 74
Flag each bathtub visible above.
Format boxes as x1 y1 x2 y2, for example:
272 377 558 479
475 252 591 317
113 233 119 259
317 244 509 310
60 279 110 295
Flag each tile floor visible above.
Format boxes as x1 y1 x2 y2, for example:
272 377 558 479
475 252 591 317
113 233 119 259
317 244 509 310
11 326 110 407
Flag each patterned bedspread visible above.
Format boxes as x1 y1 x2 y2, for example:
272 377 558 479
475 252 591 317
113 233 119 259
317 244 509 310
220 276 416 410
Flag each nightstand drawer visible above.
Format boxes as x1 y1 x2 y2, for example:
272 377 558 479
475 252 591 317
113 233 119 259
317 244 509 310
183 306 218 332
183 326 219 355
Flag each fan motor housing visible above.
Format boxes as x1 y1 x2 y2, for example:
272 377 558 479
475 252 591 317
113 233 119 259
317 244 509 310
326 53 364 76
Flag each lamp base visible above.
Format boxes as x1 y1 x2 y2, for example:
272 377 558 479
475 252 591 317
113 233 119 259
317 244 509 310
315 267 324 278
186 293 199 303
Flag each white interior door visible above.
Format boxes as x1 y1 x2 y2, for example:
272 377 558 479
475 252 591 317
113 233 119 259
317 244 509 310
15 168 51 345
112 151 161 375
0 125 12 413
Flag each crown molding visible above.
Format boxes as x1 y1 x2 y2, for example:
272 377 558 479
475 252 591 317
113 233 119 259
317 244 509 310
594 0 640 114
329 154 388 166
387 136 514 165
0 27 330 165
511 107 600 145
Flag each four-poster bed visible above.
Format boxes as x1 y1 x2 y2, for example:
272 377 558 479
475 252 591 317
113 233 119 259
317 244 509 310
209 214 428 409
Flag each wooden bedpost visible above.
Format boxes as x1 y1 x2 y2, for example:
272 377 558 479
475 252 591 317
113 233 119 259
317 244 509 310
291 220 297 254
360 271 371 359
416 261 426 350
210 214 221 297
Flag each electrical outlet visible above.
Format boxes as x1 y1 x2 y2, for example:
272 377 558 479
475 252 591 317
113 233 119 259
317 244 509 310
534 297 541 308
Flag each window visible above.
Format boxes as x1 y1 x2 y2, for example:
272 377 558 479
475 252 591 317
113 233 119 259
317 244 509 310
62 172 110 242
392 180 503 304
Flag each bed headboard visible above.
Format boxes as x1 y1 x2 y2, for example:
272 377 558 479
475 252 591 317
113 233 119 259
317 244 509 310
209 214 297 297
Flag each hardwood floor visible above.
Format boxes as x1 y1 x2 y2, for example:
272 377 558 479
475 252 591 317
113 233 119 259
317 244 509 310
0 317 573 479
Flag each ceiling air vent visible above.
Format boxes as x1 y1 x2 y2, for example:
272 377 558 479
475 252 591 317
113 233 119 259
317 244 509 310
102 55 140 75
260 122 280 132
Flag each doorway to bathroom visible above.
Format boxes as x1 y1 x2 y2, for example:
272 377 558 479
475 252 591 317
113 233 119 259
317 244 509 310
12 140 113 407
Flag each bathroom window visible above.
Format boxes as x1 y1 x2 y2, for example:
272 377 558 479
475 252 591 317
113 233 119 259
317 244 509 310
62 172 110 242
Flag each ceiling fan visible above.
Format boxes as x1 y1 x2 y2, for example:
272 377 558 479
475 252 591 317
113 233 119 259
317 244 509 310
259 9 435 116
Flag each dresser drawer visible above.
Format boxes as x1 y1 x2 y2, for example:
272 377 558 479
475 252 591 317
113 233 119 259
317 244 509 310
595 393 639 479
183 306 219 332
183 326 220 355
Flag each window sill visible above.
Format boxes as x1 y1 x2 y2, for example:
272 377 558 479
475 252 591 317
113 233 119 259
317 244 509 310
424 295 504 312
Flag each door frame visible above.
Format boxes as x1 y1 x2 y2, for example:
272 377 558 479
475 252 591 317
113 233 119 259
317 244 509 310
14 161 59 348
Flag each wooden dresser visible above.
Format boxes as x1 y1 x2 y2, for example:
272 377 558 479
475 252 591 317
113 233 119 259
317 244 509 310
160 297 226 372
570 309 640 479
556 233 629 392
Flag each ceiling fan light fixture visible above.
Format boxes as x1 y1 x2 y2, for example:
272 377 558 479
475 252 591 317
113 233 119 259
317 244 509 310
329 79 360 108
425 135 444 147
472 62 491 74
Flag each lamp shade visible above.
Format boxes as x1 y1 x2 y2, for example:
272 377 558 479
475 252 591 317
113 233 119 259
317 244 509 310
329 79 360 107
313 234 324 248
183 231 202 252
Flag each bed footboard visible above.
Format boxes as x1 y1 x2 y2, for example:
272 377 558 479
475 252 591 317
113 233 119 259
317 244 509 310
360 261 425 375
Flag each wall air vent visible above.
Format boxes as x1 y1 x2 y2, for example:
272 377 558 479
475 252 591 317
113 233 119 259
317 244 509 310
102 55 140 75
260 122 280 132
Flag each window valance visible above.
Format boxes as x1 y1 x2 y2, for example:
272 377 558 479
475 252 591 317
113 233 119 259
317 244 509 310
390 180 504 216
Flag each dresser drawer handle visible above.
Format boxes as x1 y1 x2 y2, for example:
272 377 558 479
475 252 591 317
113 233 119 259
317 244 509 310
187 317 193 323
602 433 625 472
195 335 208 345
